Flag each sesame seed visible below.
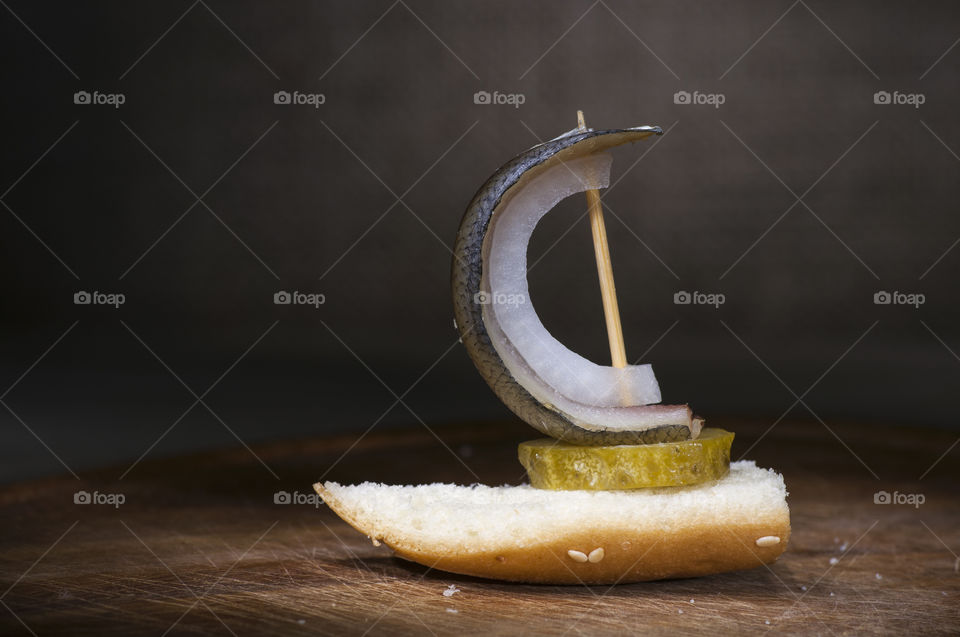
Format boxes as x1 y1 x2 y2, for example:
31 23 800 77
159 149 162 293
755 535 780 547
588 547 605 563
567 549 588 563
829 557 839 565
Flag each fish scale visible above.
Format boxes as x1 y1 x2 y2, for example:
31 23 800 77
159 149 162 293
451 126 699 446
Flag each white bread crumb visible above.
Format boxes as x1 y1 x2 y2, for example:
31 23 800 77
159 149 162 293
319 461 787 555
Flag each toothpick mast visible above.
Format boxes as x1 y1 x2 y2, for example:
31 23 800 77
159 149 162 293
577 111 628 369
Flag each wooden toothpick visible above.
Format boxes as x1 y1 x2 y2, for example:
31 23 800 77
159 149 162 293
577 110 628 369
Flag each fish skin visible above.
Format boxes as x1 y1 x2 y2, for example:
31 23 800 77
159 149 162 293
451 126 695 445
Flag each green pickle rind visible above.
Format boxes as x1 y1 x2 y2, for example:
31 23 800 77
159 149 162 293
518 428 734 491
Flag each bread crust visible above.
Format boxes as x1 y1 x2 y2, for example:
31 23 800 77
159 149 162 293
315 483 789 585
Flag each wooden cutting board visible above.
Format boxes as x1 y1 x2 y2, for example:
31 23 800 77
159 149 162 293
1 418 957 635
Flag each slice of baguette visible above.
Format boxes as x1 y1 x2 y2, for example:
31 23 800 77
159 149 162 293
314 460 790 584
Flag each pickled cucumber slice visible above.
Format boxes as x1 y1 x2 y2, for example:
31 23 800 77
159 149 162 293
518 428 734 491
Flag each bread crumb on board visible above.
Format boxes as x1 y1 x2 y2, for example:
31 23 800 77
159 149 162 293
443 584 461 597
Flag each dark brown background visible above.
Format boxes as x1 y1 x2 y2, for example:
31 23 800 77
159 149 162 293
2 0 959 482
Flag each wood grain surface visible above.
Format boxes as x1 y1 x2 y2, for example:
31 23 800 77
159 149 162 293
1 418 958 636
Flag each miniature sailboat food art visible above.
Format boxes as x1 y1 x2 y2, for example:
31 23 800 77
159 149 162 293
315 113 791 584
